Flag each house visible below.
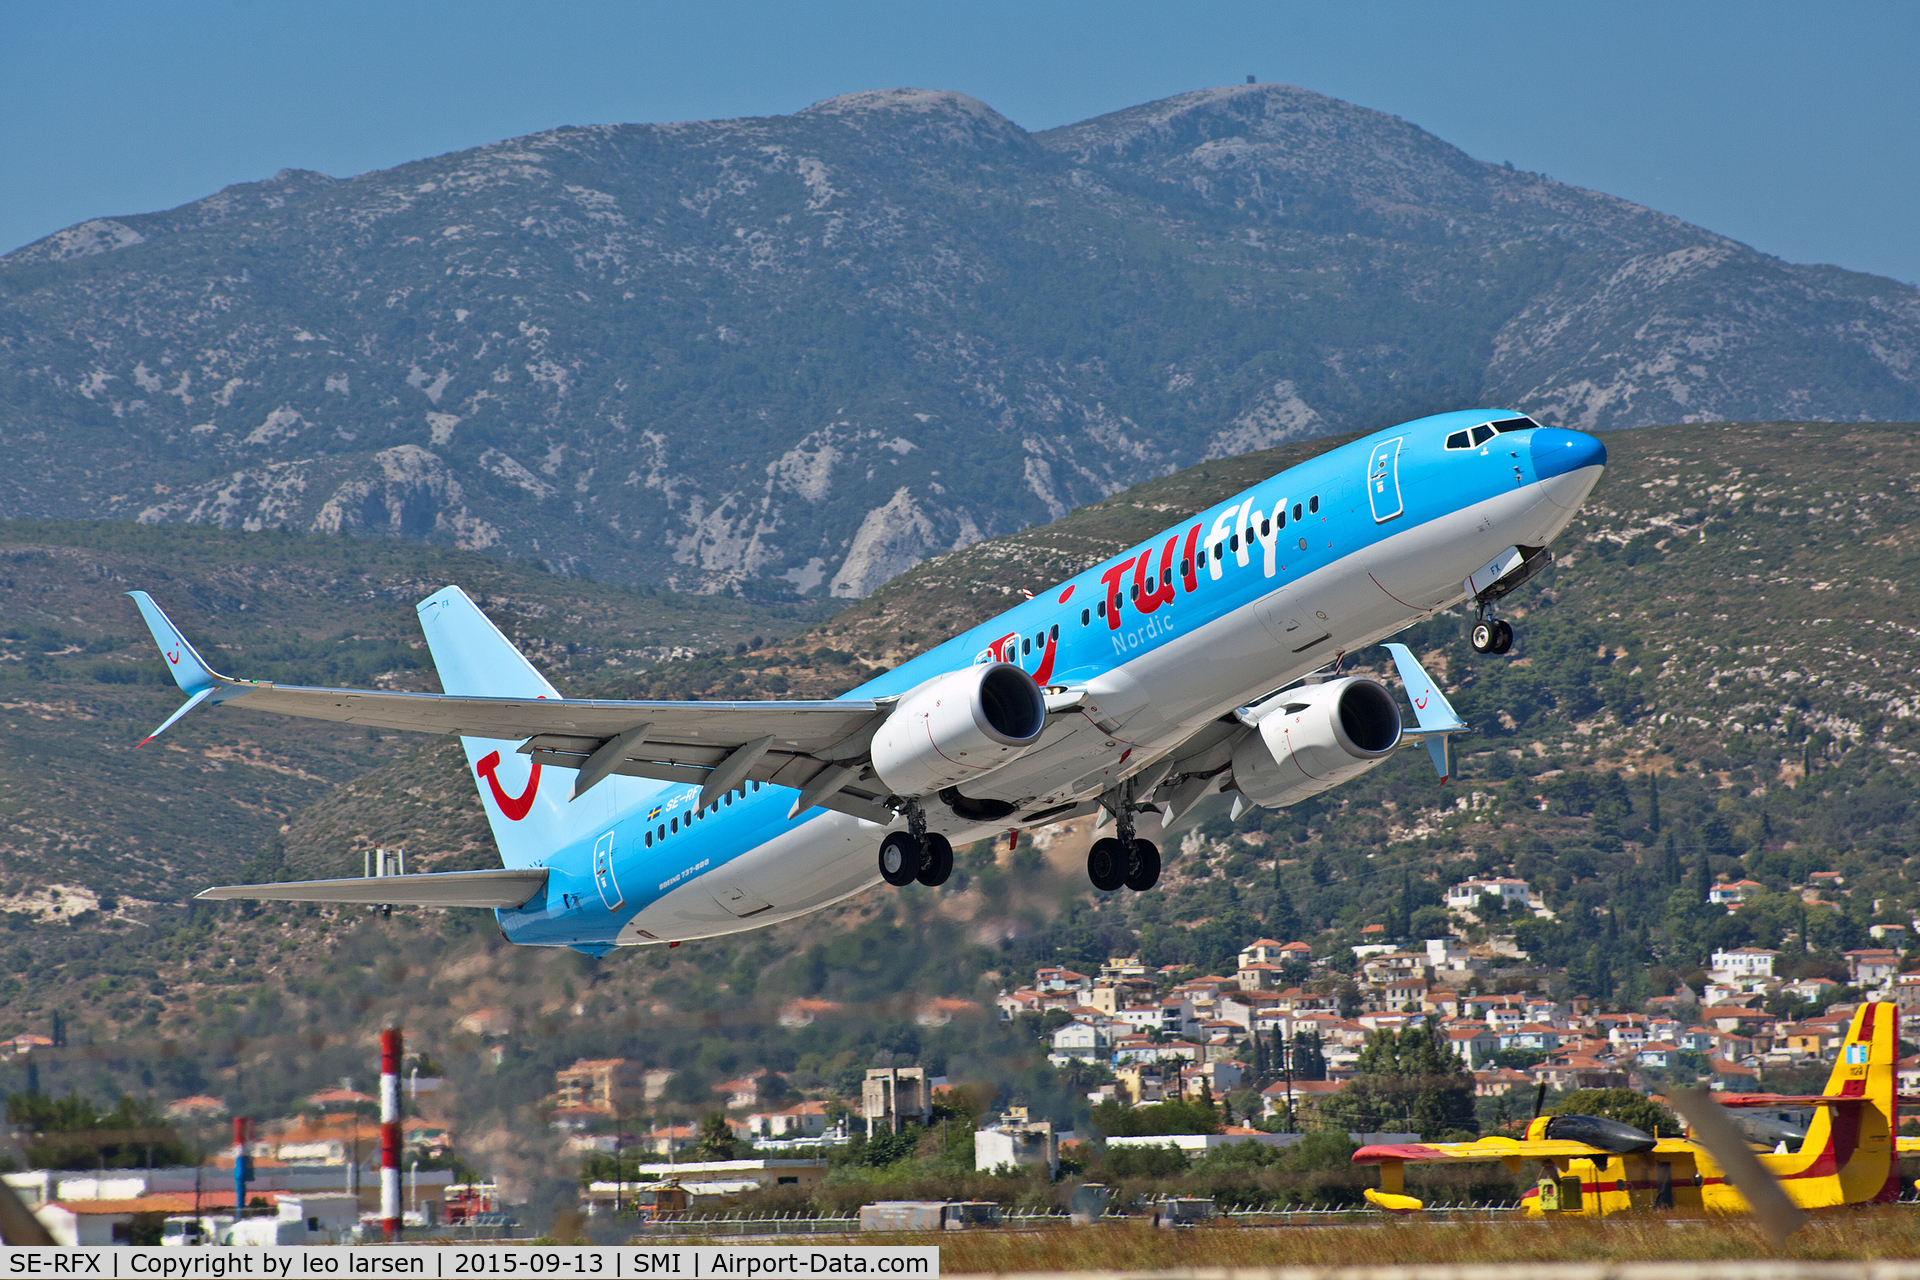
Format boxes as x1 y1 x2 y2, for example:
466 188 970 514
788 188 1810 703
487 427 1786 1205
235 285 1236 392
1806 871 1844 891
1472 1068 1533 1097
1708 879 1765 909
1237 939 1293 968
1445 1025 1499 1068
1707 1058 1760 1090
640 1123 698 1155
1897 1056 1920 1095
1100 956 1150 980
1177 1059 1246 1099
712 1075 769 1111
1636 1041 1678 1069
1869 924 1908 948
1445 877 1531 911
555 1059 646 1114
304 1087 373 1111
1034 967 1091 993
1500 1023 1564 1053
1845 949 1901 987
164 1095 228 1120
1709 948 1779 981
1114 1064 1166 1105
1261 1077 1345 1120
1781 977 1840 1004
1049 1020 1111 1065
1381 977 1428 1009
778 998 843 1028
915 997 982 1027
747 1101 830 1139
1529 1055 1629 1091
1236 961 1289 990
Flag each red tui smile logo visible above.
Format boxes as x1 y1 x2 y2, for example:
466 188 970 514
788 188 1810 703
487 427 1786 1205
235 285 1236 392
475 751 542 820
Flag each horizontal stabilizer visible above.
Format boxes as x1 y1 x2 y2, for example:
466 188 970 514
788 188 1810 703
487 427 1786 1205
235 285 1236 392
197 867 548 909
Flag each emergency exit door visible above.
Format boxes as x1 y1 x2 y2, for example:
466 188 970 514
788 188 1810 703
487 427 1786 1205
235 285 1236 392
1366 437 1404 522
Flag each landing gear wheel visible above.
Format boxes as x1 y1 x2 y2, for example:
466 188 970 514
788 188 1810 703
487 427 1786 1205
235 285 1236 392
1470 621 1495 653
1490 620 1514 655
1125 839 1161 892
878 832 922 887
916 833 954 887
1087 837 1128 892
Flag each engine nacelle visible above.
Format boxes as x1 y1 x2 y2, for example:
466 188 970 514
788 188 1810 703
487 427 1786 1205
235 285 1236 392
869 663 1047 797
1231 676 1402 809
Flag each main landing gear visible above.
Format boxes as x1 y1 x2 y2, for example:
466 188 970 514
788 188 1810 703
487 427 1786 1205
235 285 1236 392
1470 610 1514 655
877 805 954 889
1088 782 1161 893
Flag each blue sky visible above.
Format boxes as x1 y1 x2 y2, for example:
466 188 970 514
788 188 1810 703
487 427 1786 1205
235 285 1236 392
4 1 1917 283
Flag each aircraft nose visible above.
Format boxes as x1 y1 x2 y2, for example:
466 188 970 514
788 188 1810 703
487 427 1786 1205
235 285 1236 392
1531 428 1606 480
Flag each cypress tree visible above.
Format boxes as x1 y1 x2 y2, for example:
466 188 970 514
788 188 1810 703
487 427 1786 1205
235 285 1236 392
1647 771 1661 834
1663 831 1682 886
1696 845 1713 904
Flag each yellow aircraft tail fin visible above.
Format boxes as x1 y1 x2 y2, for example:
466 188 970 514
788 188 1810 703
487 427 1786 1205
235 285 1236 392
1798 1000 1898 1203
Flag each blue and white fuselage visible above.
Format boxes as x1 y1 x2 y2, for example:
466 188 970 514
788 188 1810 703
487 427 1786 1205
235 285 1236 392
454 410 1604 950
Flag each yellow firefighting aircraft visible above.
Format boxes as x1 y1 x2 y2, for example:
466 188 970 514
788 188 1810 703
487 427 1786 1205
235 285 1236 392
1353 1000 1910 1215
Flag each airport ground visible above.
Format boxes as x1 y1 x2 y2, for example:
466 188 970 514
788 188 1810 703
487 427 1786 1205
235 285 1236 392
874 1212 1920 1271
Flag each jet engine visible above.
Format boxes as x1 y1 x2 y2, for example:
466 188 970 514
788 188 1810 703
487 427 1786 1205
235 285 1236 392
1231 677 1402 809
869 662 1047 797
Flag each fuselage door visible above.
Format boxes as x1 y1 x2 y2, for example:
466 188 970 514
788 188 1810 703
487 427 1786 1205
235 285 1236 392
593 830 625 912
1366 437 1405 523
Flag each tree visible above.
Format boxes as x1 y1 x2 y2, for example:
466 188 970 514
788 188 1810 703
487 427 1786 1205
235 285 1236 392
694 1111 737 1160
1323 1020 1475 1139
1553 1089 1680 1138
6 1093 190 1170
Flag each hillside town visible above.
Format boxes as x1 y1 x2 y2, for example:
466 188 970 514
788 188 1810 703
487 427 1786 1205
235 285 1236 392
537 868 1920 1171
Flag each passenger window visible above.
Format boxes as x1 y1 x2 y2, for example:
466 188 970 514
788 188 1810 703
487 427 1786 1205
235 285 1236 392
1021 637 1031 655
1229 534 1239 551
1471 424 1495 446
1097 600 1106 618
1213 541 1224 558
1081 608 1090 625
1260 519 1271 536
670 818 678 833
645 832 653 847
1446 430 1471 449
1309 496 1319 513
1049 625 1058 641
1292 503 1302 521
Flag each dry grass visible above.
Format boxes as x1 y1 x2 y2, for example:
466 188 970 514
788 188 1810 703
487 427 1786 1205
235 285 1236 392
920 1212 1920 1272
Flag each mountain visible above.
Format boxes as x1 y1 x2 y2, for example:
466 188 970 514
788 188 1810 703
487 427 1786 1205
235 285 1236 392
3 84 1918 600
2 420 1917 1203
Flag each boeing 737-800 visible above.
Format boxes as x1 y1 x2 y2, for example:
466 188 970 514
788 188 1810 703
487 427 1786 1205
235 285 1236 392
127 409 1605 953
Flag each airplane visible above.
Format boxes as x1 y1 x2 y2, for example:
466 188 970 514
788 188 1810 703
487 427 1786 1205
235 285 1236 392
1353 1000 1912 1216
125 409 1606 953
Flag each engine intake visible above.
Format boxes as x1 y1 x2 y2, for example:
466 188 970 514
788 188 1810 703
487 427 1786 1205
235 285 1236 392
870 663 1047 797
1230 677 1402 810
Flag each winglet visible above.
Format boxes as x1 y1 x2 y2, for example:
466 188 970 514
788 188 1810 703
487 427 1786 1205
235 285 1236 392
1381 642 1468 782
127 591 234 745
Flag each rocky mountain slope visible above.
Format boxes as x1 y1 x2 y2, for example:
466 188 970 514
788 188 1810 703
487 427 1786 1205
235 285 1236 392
3 85 1917 594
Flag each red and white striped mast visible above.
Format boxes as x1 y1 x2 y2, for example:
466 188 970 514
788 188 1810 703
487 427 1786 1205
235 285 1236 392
380 1026 402 1240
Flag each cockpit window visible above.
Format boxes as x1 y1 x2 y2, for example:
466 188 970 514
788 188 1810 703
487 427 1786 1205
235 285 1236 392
1449 415 1540 450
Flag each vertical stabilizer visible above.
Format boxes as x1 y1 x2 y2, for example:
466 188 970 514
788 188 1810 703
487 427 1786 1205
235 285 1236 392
416 586 582 869
1798 1000 1898 1203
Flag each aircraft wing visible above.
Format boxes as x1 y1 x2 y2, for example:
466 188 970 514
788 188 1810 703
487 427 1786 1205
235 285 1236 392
1353 1136 1698 1167
1898 1135 1920 1155
128 590 893 814
1712 1092 1886 1108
